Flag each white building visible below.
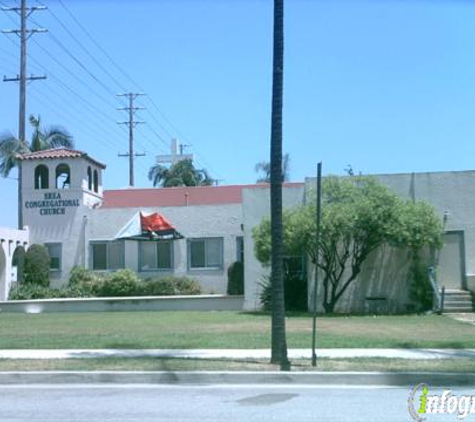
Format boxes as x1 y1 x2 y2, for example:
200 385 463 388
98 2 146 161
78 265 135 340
5 147 474 312
0 226 29 301
18 148 300 303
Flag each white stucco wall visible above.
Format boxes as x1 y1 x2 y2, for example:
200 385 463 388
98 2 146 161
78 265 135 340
86 203 243 294
242 184 305 310
304 171 475 312
22 156 104 288
0 227 29 300
375 171 475 286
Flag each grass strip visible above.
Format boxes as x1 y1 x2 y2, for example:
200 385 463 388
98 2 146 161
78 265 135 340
0 312 474 349
1 357 475 372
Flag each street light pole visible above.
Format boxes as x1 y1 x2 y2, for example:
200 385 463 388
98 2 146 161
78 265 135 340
312 161 322 367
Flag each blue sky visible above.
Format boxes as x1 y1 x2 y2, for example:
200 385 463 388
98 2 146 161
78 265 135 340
1 0 475 228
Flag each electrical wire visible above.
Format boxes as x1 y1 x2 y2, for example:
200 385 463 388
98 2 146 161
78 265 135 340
50 0 221 180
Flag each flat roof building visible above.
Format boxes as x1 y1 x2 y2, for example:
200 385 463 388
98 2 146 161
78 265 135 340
1 147 472 313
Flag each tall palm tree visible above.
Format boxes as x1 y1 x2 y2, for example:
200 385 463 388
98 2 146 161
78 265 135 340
148 159 213 187
0 115 74 228
270 0 290 370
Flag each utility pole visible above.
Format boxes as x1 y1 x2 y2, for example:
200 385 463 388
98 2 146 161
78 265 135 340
2 0 47 143
117 93 146 187
2 0 47 230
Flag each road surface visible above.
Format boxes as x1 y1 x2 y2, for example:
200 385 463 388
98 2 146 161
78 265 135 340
0 383 470 421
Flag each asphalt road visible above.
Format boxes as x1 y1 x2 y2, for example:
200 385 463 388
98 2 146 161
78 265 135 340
0 384 471 421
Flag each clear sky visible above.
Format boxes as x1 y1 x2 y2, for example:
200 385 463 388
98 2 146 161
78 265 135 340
1 0 475 228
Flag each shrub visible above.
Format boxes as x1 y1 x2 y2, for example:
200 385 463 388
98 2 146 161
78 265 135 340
259 258 308 311
9 269 202 299
8 284 74 300
24 244 50 287
142 276 202 296
227 261 244 295
68 266 103 297
97 269 140 297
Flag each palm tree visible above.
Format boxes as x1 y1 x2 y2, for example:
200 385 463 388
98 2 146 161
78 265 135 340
269 0 290 370
0 115 74 228
255 153 290 183
148 159 213 187
0 115 74 177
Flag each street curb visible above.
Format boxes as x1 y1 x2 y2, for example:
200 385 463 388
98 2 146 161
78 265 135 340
1 371 475 386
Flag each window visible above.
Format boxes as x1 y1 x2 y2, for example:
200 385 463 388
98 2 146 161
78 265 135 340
91 241 124 271
139 241 173 271
45 243 62 271
93 169 99 193
34 165 49 189
87 166 92 191
56 164 71 189
188 238 223 270
236 236 244 263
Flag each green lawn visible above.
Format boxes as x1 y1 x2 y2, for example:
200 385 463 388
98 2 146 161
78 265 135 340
0 311 474 349
1 357 475 372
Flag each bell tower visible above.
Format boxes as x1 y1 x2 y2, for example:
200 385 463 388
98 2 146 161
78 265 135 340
18 148 106 287
19 148 106 221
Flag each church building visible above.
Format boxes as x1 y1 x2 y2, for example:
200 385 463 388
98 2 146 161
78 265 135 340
2 147 474 313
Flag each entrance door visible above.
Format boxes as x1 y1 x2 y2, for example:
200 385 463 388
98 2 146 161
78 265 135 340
437 231 466 290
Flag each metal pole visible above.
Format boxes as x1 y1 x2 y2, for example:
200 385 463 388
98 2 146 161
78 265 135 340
311 161 322 366
128 93 134 187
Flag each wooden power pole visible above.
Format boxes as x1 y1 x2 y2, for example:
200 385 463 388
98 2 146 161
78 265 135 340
2 0 47 229
2 0 47 142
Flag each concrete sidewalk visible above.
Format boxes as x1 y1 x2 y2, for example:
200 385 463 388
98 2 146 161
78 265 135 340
0 348 474 360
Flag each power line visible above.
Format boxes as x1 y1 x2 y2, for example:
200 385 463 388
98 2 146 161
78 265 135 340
29 36 124 111
28 83 121 152
37 1 128 93
44 29 123 101
55 0 140 92
51 0 221 180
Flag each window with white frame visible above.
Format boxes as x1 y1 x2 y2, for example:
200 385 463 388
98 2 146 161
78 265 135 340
188 237 223 270
91 241 124 271
45 243 61 271
139 241 173 271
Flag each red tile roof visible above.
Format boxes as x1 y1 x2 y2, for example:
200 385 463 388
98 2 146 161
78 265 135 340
102 183 304 208
18 148 106 169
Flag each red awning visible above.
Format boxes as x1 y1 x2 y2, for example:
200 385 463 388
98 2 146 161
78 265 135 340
115 211 183 241
140 212 175 232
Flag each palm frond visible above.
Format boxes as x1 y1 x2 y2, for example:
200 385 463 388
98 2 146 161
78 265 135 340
148 164 168 187
0 134 30 177
44 126 74 149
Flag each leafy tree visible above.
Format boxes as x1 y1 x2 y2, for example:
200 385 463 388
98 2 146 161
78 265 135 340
24 244 51 287
255 153 290 183
393 201 444 311
0 115 74 177
148 159 213 187
253 175 443 313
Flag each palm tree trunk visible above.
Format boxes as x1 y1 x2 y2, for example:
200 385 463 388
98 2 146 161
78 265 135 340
270 0 290 370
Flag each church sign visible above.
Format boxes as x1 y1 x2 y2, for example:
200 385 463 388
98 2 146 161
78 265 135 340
25 192 80 216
